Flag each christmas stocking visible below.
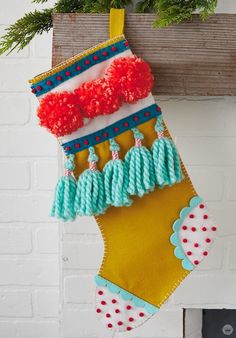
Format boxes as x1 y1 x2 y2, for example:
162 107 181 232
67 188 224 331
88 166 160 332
29 9 218 333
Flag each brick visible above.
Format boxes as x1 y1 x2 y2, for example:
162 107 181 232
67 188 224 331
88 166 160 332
62 309 183 338
228 238 236 270
187 167 224 201
0 95 30 125
0 322 17 337
63 217 99 235
209 204 236 237
176 137 236 166
17 321 59 338
33 31 52 58
0 226 31 254
64 275 95 303
227 170 236 200
0 61 51 92
0 258 58 286
0 0 35 24
33 159 58 190
0 129 56 157
36 226 58 253
62 242 103 269
216 0 236 13
0 290 32 317
173 274 236 306
0 161 30 190
35 289 59 317
0 193 55 222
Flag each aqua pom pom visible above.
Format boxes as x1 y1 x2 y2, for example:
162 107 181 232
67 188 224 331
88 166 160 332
50 155 77 221
74 147 107 216
103 139 132 207
125 128 155 197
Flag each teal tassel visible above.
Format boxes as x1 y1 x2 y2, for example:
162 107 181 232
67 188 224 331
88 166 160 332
152 116 183 187
50 154 77 221
103 138 132 207
74 147 107 216
125 128 155 197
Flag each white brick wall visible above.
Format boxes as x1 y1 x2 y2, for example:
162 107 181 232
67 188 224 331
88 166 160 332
1 1 236 338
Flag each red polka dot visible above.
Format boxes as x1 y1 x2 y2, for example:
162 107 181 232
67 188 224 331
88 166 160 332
108 323 113 328
199 204 205 209
96 308 101 313
127 327 132 331
95 136 101 141
133 116 139 121
111 46 117 51
124 41 129 46
187 251 192 256
56 75 62 81
191 227 196 232
102 51 108 56
144 111 150 117
31 88 36 93
129 317 134 322
46 80 52 86
74 143 80 148
202 227 207 232
103 132 108 137
36 85 42 91
206 238 211 243
115 309 120 313
65 71 71 76
101 301 106 305
106 313 111 318
182 226 188 230
83 139 89 145
203 214 208 219
112 299 117 304
65 146 71 151
85 59 90 65
139 312 145 317
98 290 103 295
194 260 199 265
93 55 99 61
182 238 188 243
114 127 119 132
76 65 81 71
117 321 123 326
156 106 161 112
212 226 217 231
126 305 132 310
203 251 208 256
123 122 129 127
194 243 199 248
189 214 195 218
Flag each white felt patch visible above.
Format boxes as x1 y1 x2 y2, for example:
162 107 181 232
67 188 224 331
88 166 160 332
178 202 217 266
95 285 152 332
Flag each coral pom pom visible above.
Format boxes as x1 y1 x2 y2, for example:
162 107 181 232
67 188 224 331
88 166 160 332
37 92 83 137
75 78 122 118
105 55 154 103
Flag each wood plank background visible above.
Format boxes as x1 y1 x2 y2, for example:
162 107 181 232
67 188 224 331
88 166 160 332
52 14 236 96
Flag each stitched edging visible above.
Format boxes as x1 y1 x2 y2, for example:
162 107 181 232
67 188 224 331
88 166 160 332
94 275 159 315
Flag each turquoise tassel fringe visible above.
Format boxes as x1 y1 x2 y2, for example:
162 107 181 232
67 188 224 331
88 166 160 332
74 147 107 216
103 139 132 207
50 154 77 222
152 116 183 187
125 128 155 197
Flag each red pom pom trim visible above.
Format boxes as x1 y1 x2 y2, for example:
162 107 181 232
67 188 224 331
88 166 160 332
37 55 154 137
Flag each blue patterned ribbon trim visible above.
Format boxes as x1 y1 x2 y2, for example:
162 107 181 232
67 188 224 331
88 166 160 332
62 104 162 155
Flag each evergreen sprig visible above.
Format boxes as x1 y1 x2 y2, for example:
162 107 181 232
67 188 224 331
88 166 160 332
0 0 217 55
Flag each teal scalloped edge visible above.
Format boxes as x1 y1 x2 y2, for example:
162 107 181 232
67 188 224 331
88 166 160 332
94 275 159 315
170 196 203 271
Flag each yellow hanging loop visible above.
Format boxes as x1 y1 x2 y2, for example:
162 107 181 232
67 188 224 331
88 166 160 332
109 8 125 39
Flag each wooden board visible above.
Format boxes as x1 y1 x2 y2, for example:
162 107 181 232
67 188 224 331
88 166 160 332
52 13 236 96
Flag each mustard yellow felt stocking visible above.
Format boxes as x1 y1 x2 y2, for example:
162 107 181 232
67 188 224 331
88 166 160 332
29 9 218 333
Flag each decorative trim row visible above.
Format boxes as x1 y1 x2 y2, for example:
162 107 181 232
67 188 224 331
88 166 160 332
95 275 159 314
62 104 162 154
31 39 129 97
